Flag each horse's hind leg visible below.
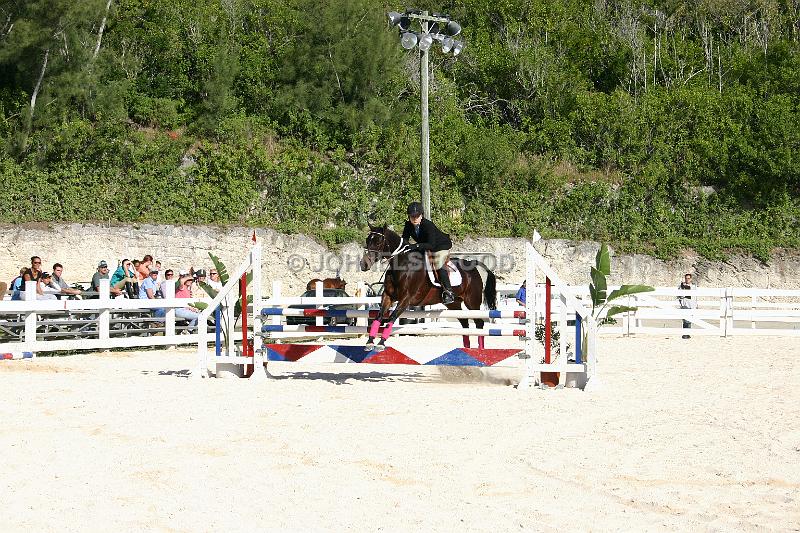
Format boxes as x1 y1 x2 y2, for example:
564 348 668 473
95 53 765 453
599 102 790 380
457 318 471 348
474 318 485 351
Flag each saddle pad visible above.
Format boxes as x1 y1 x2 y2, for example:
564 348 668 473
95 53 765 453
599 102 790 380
425 255 462 287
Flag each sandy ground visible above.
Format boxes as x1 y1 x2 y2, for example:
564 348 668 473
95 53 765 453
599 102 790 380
1 335 799 532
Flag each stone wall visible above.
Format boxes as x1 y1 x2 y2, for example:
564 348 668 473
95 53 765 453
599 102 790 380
2 223 798 293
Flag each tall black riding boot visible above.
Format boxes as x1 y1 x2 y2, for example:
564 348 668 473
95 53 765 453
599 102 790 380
438 267 455 304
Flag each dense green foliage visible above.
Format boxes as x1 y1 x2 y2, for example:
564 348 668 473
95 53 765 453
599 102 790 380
1 0 798 259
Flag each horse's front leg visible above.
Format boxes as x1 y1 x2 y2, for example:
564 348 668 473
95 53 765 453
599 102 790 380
366 293 394 351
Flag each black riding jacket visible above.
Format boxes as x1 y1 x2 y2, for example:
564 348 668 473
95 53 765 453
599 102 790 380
401 218 452 252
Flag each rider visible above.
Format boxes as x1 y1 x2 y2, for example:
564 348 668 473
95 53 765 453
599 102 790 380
401 201 455 304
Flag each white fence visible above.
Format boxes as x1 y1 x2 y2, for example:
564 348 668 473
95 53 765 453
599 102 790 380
508 285 800 337
3 277 799 358
0 279 211 354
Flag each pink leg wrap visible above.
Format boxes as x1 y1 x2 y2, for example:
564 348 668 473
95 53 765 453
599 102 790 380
462 336 471 348
380 322 394 341
369 319 382 338
478 336 485 351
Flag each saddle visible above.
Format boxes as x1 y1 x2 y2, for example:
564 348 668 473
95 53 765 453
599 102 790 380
424 251 462 288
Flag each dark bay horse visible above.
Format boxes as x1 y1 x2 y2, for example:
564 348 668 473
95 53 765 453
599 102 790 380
360 225 497 351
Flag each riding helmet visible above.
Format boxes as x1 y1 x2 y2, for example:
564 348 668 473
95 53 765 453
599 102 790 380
407 201 423 217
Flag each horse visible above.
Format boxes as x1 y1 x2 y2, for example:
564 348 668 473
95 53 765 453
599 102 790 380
306 277 347 292
360 224 497 351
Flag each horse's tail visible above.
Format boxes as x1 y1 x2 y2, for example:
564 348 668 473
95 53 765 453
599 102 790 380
482 266 497 310
469 260 497 310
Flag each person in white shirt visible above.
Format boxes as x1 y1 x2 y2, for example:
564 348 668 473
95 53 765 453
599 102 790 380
36 272 62 300
207 269 223 292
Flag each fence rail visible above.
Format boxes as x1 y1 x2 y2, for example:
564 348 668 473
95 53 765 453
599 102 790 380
3 279 799 357
0 279 211 354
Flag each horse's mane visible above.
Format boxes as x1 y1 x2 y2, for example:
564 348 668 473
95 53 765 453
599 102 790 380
370 225 402 251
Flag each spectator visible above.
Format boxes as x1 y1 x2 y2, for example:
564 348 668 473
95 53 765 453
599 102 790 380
174 276 202 330
91 260 124 297
677 273 696 339
10 267 26 300
36 272 61 300
137 255 154 281
111 259 139 298
139 269 160 300
159 269 174 297
20 256 44 296
515 280 526 306
192 269 207 298
50 263 82 297
207 268 223 292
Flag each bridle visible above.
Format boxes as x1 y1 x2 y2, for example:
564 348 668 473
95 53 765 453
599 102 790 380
363 229 409 275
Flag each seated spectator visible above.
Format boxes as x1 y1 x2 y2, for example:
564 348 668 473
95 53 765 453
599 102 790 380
51 263 82 297
36 272 61 300
137 255 154 281
174 276 202 330
159 269 175 297
10 267 26 300
20 256 43 297
139 269 160 299
192 269 207 298
91 260 124 297
207 268 223 292
111 259 139 298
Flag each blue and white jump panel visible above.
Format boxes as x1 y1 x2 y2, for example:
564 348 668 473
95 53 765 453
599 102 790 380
261 308 526 320
260 325 528 336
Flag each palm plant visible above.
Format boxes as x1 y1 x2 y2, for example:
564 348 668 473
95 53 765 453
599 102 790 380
193 252 253 348
589 244 654 324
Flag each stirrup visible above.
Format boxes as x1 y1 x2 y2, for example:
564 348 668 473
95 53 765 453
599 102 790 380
441 289 455 304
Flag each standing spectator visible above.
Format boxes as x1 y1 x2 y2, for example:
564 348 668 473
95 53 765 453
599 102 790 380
515 280 527 307
50 263 82 297
10 267 26 300
677 273 696 339
139 269 160 300
137 255 154 281
91 261 124 297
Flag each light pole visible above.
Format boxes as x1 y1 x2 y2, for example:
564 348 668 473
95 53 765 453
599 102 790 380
387 10 463 219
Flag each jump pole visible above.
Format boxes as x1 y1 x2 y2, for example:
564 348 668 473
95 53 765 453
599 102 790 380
544 277 551 364
214 306 222 357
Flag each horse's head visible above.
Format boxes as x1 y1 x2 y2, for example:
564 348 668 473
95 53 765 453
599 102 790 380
361 224 390 271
